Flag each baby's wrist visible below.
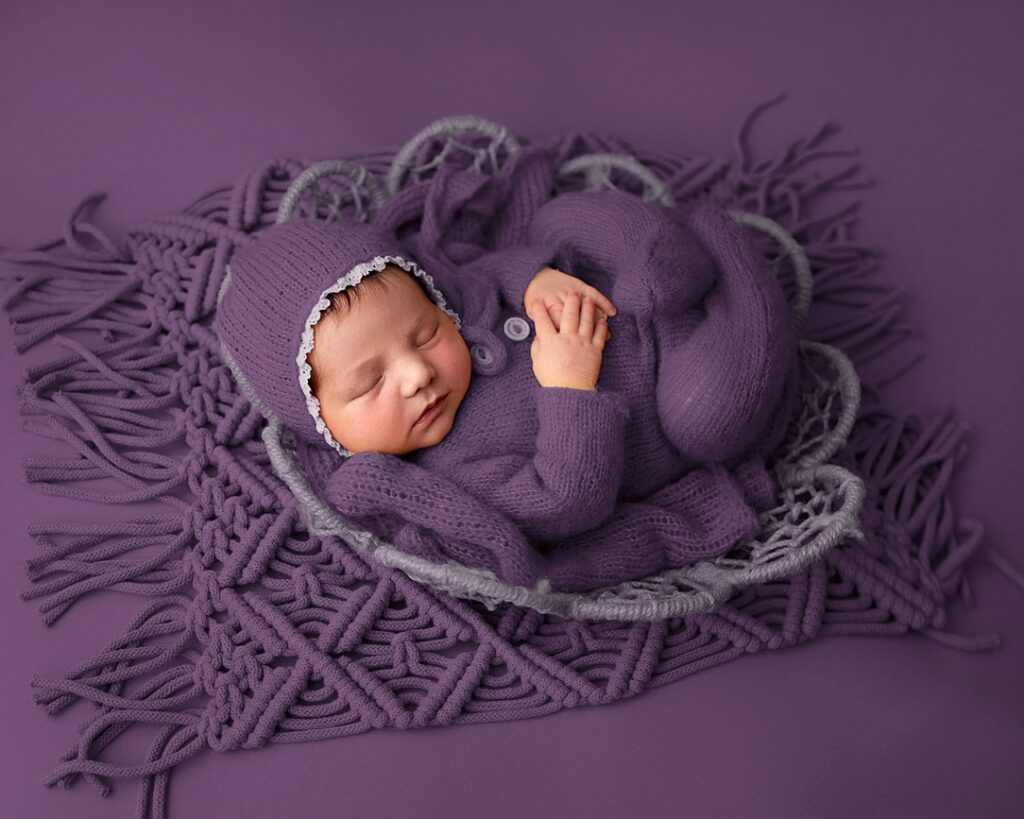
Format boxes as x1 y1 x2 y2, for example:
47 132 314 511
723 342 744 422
538 380 596 391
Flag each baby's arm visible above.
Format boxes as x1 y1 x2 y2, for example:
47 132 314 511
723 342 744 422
452 384 631 543
322 451 547 587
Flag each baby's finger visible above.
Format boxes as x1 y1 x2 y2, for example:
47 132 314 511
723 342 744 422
530 299 555 335
578 295 595 338
561 291 580 335
588 287 618 317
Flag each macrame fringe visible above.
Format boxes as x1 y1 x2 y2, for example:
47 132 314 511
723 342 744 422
1 99 1021 819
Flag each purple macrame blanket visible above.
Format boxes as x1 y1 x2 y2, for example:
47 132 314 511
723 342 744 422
2 97 1021 819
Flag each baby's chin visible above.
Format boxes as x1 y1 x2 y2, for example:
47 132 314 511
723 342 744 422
404 388 464 455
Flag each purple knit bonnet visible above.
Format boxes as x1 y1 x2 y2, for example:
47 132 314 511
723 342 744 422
215 217 463 458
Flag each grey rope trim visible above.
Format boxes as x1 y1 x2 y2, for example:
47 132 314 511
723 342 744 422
727 209 814 335
386 114 521 196
698 463 868 589
787 340 861 469
556 152 677 206
276 159 389 225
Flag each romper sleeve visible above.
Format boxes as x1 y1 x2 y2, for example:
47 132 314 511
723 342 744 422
449 384 632 544
322 451 546 587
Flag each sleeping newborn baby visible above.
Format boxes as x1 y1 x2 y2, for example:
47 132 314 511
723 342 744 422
216 186 799 588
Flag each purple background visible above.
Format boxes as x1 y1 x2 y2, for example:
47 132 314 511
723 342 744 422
2 2 1022 817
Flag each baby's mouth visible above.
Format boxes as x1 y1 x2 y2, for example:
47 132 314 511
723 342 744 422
414 392 449 428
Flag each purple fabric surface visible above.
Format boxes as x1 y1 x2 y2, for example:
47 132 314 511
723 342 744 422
1 3 1022 819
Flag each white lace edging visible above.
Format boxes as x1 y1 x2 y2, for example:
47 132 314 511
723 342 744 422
296 255 463 457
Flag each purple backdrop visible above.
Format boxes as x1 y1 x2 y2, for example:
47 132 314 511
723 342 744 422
1 2 1022 817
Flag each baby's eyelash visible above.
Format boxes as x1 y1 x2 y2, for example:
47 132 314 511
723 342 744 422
351 376 380 399
349 323 439 399
419 323 440 346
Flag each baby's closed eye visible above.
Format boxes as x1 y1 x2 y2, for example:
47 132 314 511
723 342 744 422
344 320 441 401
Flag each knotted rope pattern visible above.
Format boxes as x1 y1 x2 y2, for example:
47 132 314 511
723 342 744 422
2 96 1020 819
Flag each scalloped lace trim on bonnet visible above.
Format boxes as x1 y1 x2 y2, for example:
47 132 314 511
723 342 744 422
296 255 463 457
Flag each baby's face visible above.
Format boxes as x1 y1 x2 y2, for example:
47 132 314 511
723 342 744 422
307 268 472 456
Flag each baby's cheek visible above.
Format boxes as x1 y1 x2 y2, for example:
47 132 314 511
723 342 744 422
317 394 345 431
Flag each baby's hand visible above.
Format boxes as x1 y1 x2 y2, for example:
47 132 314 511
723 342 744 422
529 291 609 391
525 266 617 337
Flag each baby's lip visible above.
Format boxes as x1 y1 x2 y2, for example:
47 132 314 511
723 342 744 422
414 392 449 427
